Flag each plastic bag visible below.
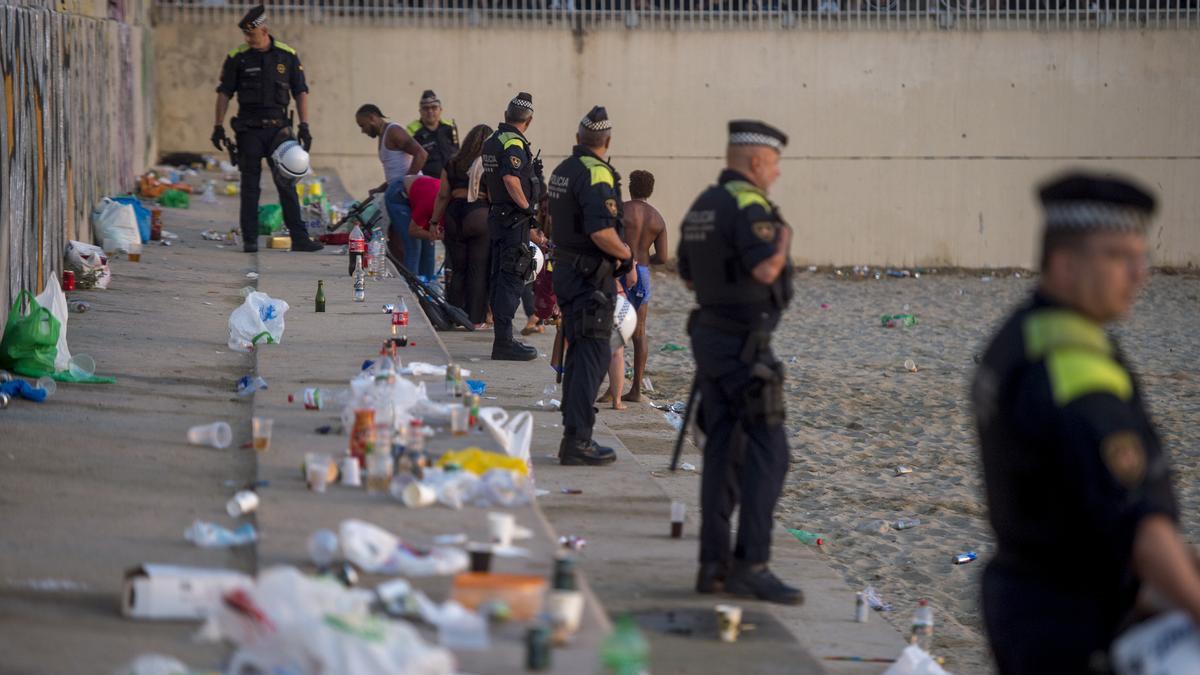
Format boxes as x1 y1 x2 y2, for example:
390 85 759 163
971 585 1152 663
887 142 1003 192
339 520 468 577
257 204 283 235
64 240 111 290
0 290 61 377
112 196 152 243
1112 610 1200 675
35 276 73 373
228 292 289 353
882 646 952 675
436 448 529 477
93 198 143 255
157 189 190 209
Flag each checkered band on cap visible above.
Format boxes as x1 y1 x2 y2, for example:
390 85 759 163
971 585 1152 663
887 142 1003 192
581 116 612 132
510 97 534 110
420 92 440 105
729 132 784 152
1043 201 1151 233
246 13 265 27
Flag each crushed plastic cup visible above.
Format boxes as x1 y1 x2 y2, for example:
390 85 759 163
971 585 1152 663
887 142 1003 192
716 604 743 643
187 421 232 449
225 490 260 517
904 359 918 373
35 376 56 398
67 354 96 379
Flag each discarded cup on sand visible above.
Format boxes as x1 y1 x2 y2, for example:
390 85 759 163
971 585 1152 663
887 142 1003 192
904 359 918 373
341 456 362 487
226 490 259 517
670 501 686 539
305 453 333 493
548 589 585 644
188 421 232 449
488 512 517 547
35 376 56 398
716 604 743 643
402 480 436 508
68 354 96 379
251 417 274 452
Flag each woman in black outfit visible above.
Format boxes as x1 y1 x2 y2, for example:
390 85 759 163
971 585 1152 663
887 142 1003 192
430 124 492 328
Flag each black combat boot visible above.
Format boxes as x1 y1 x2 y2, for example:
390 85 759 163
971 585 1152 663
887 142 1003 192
724 563 804 605
243 241 259 253
291 238 324 252
558 437 616 466
491 339 537 361
695 562 730 594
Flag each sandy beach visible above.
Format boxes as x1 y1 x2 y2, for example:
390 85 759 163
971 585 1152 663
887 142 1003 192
633 268 1200 674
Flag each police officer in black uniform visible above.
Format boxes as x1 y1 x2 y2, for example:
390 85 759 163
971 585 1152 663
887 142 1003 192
407 90 459 181
212 4 323 253
974 172 1200 674
481 92 541 361
678 121 801 605
547 106 630 467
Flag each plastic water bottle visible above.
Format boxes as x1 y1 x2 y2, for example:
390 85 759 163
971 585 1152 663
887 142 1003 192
200 180 218 204
353 257 366 302
348 223 366 276
893 518 921 530
368 229 387 277
307 529 339 569
910 599 934 651
600 615 649 675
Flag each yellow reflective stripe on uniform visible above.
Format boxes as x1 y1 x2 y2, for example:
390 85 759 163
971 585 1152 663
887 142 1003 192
1023 309 1112 360
724 180 769 210
1045 347 1133 406
578 156 614 187
501 137 525 151
406 120 423 135
273 40 297 55
228 44 249 58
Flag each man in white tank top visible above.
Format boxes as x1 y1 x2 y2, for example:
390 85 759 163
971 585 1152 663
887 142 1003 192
355 104 427 263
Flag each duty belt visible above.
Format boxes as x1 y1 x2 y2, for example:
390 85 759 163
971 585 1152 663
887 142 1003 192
688 308 772 364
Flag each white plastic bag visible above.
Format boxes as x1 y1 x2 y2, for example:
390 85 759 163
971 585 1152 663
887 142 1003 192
34 276 72 373
93 198 142 256
882 646 952 675
339 519 468 577
227 292 289 353
1112 610 1200 675
65 240 111 290
478 407 534 469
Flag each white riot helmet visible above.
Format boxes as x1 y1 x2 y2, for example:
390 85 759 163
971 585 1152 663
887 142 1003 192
525 243 545 284
271 139 310 184
613 294 637 346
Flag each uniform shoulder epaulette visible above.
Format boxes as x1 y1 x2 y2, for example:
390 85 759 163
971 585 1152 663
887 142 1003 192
273 40 297 55
227 43 250 58
724 180 769 210
1023 309 1131 406
406 120 424 135
441 119 456 128
578 156 614 187
497 132 525 150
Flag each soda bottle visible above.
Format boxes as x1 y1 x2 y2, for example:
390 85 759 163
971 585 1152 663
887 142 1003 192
910 599 934 652
315 280 326 312
354 258 366 303
600 615 649 675
348 223 366 276
391 297 409 344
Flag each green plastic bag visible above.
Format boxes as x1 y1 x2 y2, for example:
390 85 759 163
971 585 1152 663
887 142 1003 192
257 204 283 235
157 189 190 209
0 291 61 377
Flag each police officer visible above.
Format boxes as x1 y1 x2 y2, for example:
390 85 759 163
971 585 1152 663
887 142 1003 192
212 4 323 253
678 121 801 605
973 172 1200 673
407 90 459 181
548 106 630 466
481 92 541 361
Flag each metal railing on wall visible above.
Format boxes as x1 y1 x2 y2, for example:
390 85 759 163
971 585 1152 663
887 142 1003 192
154 0 1198 30
0 1 154 320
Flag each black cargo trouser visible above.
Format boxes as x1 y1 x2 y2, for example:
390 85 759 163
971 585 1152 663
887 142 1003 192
236 123 309 245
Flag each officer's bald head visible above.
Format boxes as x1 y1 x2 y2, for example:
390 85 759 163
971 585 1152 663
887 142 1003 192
726 144 781 193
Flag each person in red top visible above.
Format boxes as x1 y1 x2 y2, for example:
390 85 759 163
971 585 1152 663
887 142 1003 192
391 175 443 263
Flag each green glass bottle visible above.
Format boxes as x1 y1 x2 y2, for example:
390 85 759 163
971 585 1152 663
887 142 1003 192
315 280 326 313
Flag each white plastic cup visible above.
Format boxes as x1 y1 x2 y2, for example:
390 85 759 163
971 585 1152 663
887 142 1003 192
401 481 436 508
716 604 743 643
548 589 586 643
251 417 274 452
225 490 260 517
487 512 516 548
904 358 918 373
340 457 362 487
68 354 96 379
187 421 233 449
305 453 332 493
670 501 687 539
450 404 470 436
35 376 56 398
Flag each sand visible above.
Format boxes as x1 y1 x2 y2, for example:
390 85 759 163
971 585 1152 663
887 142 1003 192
634 268 1200 674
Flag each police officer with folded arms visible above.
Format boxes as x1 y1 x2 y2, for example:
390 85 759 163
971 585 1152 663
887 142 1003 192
974 172 1200 673
212 4 323 253
547 106 629 467
481 92 542 361
407 90 459 183
677 121 801 605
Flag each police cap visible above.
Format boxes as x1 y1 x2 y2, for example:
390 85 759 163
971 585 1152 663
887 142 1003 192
580 106 612 132
728 120 788 153
1039 171 1156 234
420 90 440 106
238 4 266 30
510 92 534 113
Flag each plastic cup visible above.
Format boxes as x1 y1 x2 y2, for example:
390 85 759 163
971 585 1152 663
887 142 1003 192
35 376 56 398
127 252 141 262
340 456 362 486
366 453 393 494
305 453 332 493
467 542 494 573
251 417 274 452
450 404 470 436
547 590 585 644
715 604 743 643
488 512 516 548
401 480 436 508
225 490 260 517
68 354 96 379
187 421 232 449
670 501 686 539
904 358 918 373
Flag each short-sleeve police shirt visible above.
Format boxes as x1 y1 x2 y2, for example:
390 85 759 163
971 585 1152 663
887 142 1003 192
217 37 307 118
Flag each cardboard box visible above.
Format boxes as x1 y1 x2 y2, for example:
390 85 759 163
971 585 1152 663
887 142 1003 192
122 564 252 620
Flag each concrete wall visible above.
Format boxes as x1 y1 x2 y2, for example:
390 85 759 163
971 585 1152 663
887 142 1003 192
155 22 1200 267
0 0 156 326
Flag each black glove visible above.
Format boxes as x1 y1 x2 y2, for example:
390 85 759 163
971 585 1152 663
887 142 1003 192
297 123 312 151
211 125 226 151
614 256 634 278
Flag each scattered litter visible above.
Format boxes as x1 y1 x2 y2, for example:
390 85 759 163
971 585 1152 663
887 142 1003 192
981 275 993 282
858 520 891 534
115 654 193 675
953 551 978 565
6 578 89 592
820 303 830 309
882 645 949 674
340 519 468 576
245 272 259 279
0 379 49 403
560 488 583 494
69 300 91 313
808 265 818 272
659 343 686 352
788 528 825 546
122 564 253 620
465 379 486 395
642 376 654 392
228 292 288 352
558 535 587 551
663 411 683 431
862 585 893 612
894 465 913 476
679 462 696 472
904 359 918 372
184 521 258 548
236 375 269 396
893 518 921 530
881 314 917 328
402 362 472 378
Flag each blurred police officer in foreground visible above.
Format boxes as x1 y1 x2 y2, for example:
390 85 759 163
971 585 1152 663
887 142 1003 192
678 121 801 605
212 4 323 253
548 106 630 466
481 93 540 361
974 172 1200 673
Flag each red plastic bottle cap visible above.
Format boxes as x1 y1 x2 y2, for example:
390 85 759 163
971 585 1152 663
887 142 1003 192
816 538 824 546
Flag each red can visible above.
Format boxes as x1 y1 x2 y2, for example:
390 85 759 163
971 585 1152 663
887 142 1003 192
62 270 76 291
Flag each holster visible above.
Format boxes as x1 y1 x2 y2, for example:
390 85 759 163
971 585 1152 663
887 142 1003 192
498 243 534 277
688 309 785 428
569 289 613 341
556 248 614 287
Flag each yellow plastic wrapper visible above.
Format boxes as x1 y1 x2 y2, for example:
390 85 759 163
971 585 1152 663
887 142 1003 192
436 447 528 476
